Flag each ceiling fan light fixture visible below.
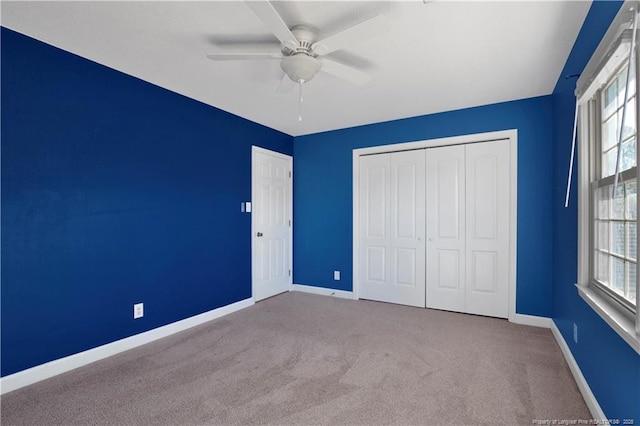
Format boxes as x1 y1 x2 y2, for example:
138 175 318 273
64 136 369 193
281 53 321 84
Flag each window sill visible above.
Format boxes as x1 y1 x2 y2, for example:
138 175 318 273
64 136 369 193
576 284 640 354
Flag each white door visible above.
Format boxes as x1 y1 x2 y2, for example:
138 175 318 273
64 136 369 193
426 145 466 313
358 150 426 307
356 138 511 318
465 140 510 318
252 147 292 302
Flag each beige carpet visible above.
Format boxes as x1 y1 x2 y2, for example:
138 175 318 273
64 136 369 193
1 292 590 425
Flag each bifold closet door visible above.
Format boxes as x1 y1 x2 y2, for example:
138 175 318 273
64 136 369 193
425 145 466 312
425 140 509 318
357 139 510 318
358 150 426 308
464 140 510 318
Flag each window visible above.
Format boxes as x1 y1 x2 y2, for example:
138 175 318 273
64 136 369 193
592 63 637 312
576 4 639 353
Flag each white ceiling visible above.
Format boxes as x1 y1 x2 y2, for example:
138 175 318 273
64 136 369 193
2 1 591 137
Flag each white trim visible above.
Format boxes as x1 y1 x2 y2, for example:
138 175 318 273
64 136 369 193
509 132 519 323
576 2 638 101
352 151 360 302
353 130 516 156
0 297 255 395
291 284 355 300
577 103 591 287
550 321 607 421
510 314 552 328
577 285 640 354
251 146 293 301
352 129 518 321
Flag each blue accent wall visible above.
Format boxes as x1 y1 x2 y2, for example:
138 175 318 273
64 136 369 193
551 1 640 421
293 96 554 317
1 28 293 377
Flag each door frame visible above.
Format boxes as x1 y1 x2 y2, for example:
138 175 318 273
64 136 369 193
352 129 518 322
251 146 294 301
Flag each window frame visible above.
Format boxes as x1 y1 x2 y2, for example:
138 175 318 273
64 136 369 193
589 67 637 314
576 2 640 354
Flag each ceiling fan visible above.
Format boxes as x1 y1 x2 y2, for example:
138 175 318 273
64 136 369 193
207 1 385 117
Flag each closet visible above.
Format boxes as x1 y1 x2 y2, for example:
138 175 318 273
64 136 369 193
357 139 511 318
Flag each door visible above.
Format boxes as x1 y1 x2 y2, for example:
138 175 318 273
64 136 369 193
426 145 466 313
356 139 512 318
252 147 292 302
358 150 426 307
464 140 510 318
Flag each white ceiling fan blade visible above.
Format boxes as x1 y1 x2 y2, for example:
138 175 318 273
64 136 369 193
276 72 295 93
246 1 298 49
320 58 372 85
207 53 282 61
312 14 386 56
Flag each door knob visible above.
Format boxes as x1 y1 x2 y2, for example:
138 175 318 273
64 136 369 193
256 232 263 237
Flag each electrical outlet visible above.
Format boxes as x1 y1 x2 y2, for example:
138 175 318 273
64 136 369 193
334 270 340 280
573 323 578 343
134 303 144 319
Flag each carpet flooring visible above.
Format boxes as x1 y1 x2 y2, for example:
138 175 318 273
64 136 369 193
1 291 590 425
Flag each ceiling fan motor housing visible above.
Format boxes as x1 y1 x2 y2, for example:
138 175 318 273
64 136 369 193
290 25 314 49
280 25 322 83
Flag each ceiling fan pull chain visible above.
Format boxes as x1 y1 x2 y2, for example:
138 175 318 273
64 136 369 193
298 79 304 122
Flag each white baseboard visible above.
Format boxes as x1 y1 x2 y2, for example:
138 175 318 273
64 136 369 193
511 313 553 328
291 284 355 300
550 321 606 421
0 297 255 395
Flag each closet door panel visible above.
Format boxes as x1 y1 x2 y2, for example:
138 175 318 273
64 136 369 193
359 154 391 301
389 150 426 307
426 145 466 312
358 150 425 308
465 140 510 318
